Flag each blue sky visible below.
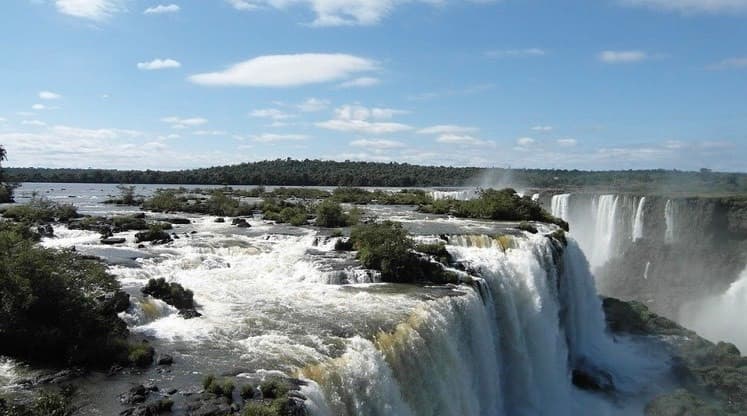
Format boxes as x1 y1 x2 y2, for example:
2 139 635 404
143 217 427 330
0 0 745 171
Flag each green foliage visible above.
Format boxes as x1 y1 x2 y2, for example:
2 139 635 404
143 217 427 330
419 188 568 230
331 187 433 205
1 197 79 223
134 223 171 244
141 278 194 310
415 242 452 265
259 378 290 400
0 388 76 416
143 189 255 217
142 189 182 212
114 184 138 205
111 215 148 231
0 222 130 367
549 229 567 246
5 159 747 194
0 145 12 203
242 402 278 416
350 222 457 284
240 384 256 400
334 238 354 251
315 200 349 227
127 342 154 367
261 199 309 225
202 375 235 400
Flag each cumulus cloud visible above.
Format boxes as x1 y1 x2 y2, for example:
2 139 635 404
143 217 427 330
619 0 747 14
598 50 648 63
531 125 552 132
250 108 295 120
317 105 411 134
144 4 180 14
161 116 207 129
334 105 407 120
417 124 478 135
54 0 124 21
297 98 330 112
39 91 62 100
31 104 46 110
338 77 380 88
350 139 405 149
189 53 377 87
137 58 182 70
557 138 577 146
251 133 308 142
225 0 464 26
22 120 47 126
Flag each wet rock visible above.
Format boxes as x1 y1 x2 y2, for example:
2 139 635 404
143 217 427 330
135 229 172 245
37 224 54 238
163 217 191 225
35 368 84 385
157 354 174 366
214 217 225 223
121 385 149 405
167 388 178 395
179 309 202 319
138 244 146 249
101 237 127 245
133 213 146 219
232 218 251 228
572 367 614 392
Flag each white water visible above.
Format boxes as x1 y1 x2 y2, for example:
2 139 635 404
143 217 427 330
680 266 747 352
664 200 676 244
632 197 646 241
588 195 619 270
550 194 571 221
304 234 665 415
430 189 478 201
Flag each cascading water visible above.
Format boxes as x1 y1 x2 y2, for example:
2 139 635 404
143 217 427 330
303 233 664 415
664 199 676 244
550 194 571 221
589 195 619 270
680 266 747 352
430 189 478 201
632 197 646 241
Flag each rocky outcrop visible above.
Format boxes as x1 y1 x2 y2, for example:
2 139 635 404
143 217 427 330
602 297 747 415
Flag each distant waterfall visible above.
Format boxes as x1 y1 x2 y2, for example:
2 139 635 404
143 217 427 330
431 189 478 201
551 194 571 220
664 200 676 243
632 197 646 241
589 195 619 270
304 235 660 415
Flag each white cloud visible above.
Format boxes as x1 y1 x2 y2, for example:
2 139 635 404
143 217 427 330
708 57 747 70
226 0 258 11
250 109 294 120
620 0 747 14
0 117 6 123
317 104 411 134
485 48 546 58
31 104 46 110
516 137 536 146
144 4 180 14
297 98 330 112
338 77 380 88
39 91 62 100
193 130 228 136
598 50 648 64
189 53 377 87
51 125 143 139
251 133 308 142
436 134 494 147
22 120 47 126
556 138 577 147
317 119 412 134
417 124 478 135
350 139 405 149
137 58 182 70
161 116 208 129
226 0 455 26
55 0 124 21
531 125 552 132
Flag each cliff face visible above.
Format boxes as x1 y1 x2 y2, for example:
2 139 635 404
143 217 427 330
541 193 747 319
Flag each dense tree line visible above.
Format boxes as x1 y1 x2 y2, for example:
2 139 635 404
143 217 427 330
0 145 12 202
4 158 747 193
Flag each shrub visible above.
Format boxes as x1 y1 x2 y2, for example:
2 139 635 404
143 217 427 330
242 403 278 416
116 184 137 205
128 343 155 367
135 224 171 244
240 384 256 400
415 242 452 265
0 222 130 367
334 238 354 251
260 378 290 399
142 190 182 212
1 197 79 223
203 375 234 400
315 200 347 227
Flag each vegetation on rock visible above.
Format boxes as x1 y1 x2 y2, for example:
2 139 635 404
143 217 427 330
0 197 79 224
141 277 196 311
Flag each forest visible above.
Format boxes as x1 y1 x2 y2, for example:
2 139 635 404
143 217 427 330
3 157 747 194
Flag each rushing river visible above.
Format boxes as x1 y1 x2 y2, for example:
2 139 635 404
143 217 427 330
1 183 674 415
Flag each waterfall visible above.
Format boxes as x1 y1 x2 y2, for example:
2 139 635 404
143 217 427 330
664 200 675 244
304 234 662 415
632 197 646 241
589 195 619 270
531 193 540 201
551 194 571 220
431 189 478 201
680 266 747 352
